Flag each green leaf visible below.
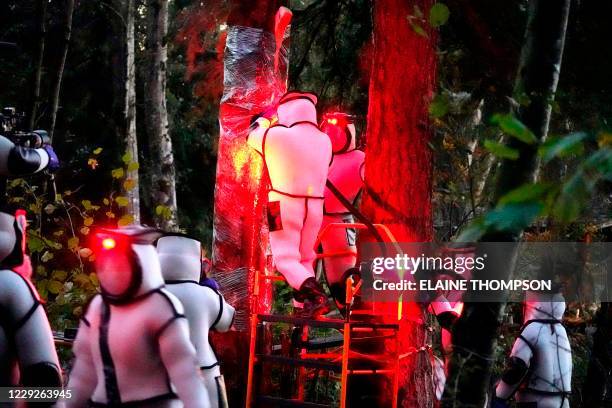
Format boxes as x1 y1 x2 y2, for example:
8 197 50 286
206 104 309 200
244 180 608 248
429 3 450 27
483 139 519 160
584 149 612 180
498 183 552 206
47 280 63 295
68 236 80 250
429 94 449 118
491 113 537 144
538 132 588 163
82 200 93 210
484 202 544 233
455 218 487 242
127 161 139 172
93 147 103 155
122 152 132 164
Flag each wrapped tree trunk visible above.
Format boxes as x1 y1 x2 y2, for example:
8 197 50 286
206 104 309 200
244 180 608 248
29 0 47 130
443 1 571 406
360 0 437 406
109 0 140 224
144 0 178 231
211 0 287 405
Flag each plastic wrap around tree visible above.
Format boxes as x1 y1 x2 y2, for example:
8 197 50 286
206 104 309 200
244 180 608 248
213 24 289 330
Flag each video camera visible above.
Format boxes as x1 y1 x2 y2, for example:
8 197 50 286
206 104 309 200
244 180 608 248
0 107 50 148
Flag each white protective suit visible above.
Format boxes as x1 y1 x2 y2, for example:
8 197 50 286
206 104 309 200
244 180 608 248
66 226 208 408
157 235 235 408
0 208 62 391
318 113 365 291
496 292 572 408
0 135 51 176
248 91 332 290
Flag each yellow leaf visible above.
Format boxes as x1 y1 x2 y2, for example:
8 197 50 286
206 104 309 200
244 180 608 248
84 217 94 226
88 158 99 169
111 168 124 179
79 247 93 258
118 214 134 227
82 200 93 210
103 198 110 205
115 196 129 207
67 237 80 250
90 273 99 286
93 147 103 155
127 161 139 172
122 152 132 164
155 205 166 215
106 211 115 219
36 265 47 277
80 226 90 235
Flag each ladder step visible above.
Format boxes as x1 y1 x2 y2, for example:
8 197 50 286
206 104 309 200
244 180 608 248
257 354 342 371
258 314 344 329
255 395 332 408
301 334 344 350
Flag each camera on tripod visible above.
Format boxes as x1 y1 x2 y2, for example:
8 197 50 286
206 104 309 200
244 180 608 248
1 107 50 148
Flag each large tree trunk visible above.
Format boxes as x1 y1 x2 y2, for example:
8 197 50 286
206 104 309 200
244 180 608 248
443 1 571 407
49 0 75 141
360 0 437 406
113 0 140 224
29 0 47 130
210 1 286 406
144 0 177 230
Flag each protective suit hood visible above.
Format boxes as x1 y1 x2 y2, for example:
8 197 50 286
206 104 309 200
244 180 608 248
524 291 566 322
94 226 164 304
276 91 318 127
157 235 202 282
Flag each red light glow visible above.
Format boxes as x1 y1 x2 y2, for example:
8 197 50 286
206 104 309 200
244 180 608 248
102 238 116 250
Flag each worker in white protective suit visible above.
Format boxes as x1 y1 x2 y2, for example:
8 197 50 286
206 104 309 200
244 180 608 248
494 292 572 408
157 234 235 408
248 91 332 318
0 207 62 396
318 112 365 312
66 226 208 408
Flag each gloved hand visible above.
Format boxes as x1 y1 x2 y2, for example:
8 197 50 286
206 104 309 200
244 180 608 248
490 397 510 408
42 145 60 173
201 277 220 291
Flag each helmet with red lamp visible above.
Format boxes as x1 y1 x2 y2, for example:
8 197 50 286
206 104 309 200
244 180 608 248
319 112 357 154
93 226 164 305
0 206 27 269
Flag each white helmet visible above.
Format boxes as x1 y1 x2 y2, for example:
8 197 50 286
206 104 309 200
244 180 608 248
157 234 202 282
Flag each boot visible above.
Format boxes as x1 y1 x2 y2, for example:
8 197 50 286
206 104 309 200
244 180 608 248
294 278 331 319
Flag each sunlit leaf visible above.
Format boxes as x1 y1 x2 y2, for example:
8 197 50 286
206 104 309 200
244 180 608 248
93 147 103 155
82 200 93 210
106 211 115 219
123 178 136 191
127 161 139 172
48 280 63 295
84 217 94 226
429 94 449 118
52 270 68 282
41 251 54 262
122 152 132 164
118 214 134 227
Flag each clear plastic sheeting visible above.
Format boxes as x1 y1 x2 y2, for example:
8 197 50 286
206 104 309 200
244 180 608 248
212 24 290 331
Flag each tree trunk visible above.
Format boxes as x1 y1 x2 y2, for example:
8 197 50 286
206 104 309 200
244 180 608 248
144 0 177 231
443 1 571 407
49 0 75 141
210 1 287 406
29 0 47 130
360 0 437 406
113 0 141 224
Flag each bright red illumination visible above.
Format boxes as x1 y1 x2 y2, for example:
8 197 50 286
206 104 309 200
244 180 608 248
102 238 116 250
328 118 338 125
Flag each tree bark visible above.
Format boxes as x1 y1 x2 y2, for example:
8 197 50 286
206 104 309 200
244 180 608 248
443 1 571 407
360 0 437 406
29 0 47 130
49 0 75 141
144 0 177 231
210 1 286 406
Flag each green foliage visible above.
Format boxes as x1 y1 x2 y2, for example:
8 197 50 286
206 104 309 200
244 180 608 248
483 139 519 160
429 94 450 118
429 3 450 28
491 113 537 144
